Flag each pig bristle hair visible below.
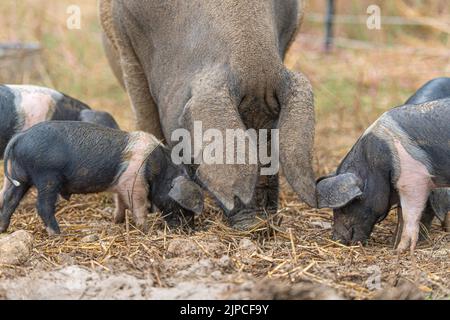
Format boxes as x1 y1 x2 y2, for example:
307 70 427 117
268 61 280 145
368 113 434 183
112 131 162 185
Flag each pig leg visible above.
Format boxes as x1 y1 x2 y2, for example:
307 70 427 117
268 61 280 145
418 202 434 241
444 214 450 232
0 159 16 209
395 201 434 247
113 193 126 224
0 183 30 232
397 187 431 253
129 191 149 233
0 178 11 209
35 179 61 235
394 140 434 253
118 188 149 232
116 31 164 140
393 207 403 248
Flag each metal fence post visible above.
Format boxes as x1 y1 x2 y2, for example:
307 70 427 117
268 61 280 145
324 0 335 52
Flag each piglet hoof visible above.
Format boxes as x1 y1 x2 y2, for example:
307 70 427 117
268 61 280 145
443 215 450 233
46 226 61 236
0 224 8 234
395 237 410 254
396 237 418 256
0 218 11 233
136 222 149 234
113 214 125 225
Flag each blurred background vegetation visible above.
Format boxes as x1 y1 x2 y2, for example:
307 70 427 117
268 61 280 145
0 0 448 174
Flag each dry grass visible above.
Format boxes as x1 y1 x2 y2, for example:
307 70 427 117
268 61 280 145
0 0 449 299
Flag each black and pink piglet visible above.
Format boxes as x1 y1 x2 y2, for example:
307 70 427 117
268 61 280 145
0 84 119 157
0 121 203 235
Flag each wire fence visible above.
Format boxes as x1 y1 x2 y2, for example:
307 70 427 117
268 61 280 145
307 9 450 52
308 13 450 29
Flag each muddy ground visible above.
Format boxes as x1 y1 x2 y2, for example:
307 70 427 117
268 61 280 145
0 180 447 300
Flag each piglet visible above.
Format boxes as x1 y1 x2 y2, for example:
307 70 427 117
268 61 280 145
401 78 450 235
0 85 119 157
316 98 450 253
405 77 450 105
0 121 203 235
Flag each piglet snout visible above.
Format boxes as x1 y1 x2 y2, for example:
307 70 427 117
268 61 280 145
332 223 353 246
332 219 370 246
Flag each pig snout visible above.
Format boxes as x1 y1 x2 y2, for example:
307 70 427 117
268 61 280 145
332 211 373 246
164 210 195 229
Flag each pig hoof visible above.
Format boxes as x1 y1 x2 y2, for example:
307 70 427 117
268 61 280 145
136 223 149 234
418 231 430 242
0 221 10 233
165 212 195 229
46 227 61 236
396 240 410 254
113 215 125 224
228 212 259 231
443 216 450 232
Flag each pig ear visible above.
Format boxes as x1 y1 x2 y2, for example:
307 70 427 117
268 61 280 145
316 173 363 209
278 71 317 208
179 76 258 211
168 176 204 215
429 188 450 222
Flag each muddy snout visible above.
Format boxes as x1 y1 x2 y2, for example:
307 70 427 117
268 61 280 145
332 214 371 246
164 210 195 229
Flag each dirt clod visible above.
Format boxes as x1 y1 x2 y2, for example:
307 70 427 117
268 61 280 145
166 239 203 258
80 234 99 243
0 230 33 266
230 279 343 300
238 238 257 255
374 280 424 300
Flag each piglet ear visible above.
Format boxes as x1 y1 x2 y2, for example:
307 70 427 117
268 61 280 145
316 173 363 209
169 176 204 215
429 188 450 222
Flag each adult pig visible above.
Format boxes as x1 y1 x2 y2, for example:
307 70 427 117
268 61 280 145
0 122 203 235
0 85 119 157
99 0 316 228
316 98 450 253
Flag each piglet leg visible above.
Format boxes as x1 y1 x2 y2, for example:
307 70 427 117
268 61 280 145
0 160 15 209
397 187 430 253
394 140 434 253
0 183 30 232
418 202 434 241
130 192 149 233
0 178 10 209
393 207 403 248
35 178 61 235
118 188 149 233
113 193 126 224
444 214 450 232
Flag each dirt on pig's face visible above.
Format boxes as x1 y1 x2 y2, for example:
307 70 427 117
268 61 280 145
332 204 380 245
146 145 203 228
330 174 392 245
